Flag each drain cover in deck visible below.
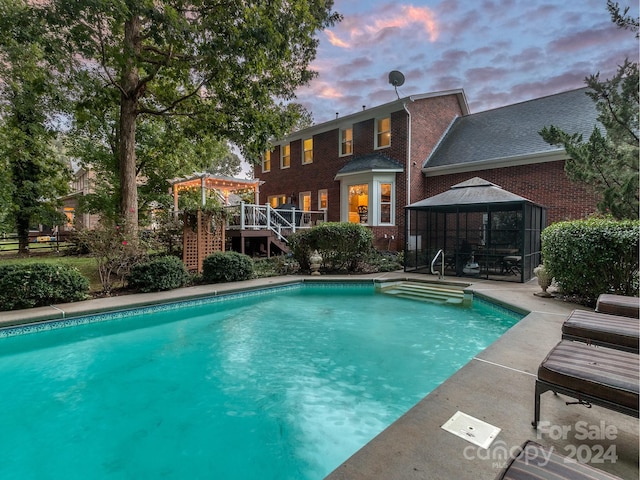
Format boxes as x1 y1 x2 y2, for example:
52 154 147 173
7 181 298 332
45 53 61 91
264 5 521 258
441 411 501 449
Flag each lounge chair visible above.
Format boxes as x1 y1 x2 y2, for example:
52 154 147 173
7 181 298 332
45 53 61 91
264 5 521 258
596 294 640 319
496 440 623 479
562 309 639 353
532 340 639 429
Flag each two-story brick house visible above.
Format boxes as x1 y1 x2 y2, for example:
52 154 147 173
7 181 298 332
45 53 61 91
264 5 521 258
258 87 601 252
257 90 469 250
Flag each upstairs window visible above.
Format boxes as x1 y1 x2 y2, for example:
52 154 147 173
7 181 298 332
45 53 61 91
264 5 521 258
281 144 290 169
303 138 313 164
262 150 271 172
376 117 391 149
340 127 353 156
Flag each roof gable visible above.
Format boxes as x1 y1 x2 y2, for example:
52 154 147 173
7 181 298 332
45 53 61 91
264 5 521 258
424 87 599 170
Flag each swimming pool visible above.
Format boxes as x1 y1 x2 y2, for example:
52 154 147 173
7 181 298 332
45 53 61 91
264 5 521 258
0 282 521 479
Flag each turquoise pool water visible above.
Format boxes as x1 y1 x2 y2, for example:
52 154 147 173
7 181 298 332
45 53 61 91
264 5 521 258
0 283 521 479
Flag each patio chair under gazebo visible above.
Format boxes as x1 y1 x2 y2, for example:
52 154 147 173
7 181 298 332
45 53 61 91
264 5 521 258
404 177 546 282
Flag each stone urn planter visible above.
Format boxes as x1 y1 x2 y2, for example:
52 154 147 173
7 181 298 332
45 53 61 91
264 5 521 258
309 250 322 276
533 264 552 297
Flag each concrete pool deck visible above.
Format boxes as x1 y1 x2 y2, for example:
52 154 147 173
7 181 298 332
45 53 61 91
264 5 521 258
0 272 638 479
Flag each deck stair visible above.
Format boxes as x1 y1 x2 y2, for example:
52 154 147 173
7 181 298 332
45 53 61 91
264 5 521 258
378 281 471 306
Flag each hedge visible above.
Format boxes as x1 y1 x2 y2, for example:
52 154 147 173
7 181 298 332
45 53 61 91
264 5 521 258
288 222 374 273
202 251 254 283
127 255 191 293
541 218 639 304
0 263 89 311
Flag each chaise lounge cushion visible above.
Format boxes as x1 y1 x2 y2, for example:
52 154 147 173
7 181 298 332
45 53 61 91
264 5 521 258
562 309 639 352
496 440 622 480
596 294 640 319
537 341 639 410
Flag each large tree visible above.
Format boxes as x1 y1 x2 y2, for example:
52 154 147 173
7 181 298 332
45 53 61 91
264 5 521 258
0 0 70 252
47 1 340 232
540 1 639 219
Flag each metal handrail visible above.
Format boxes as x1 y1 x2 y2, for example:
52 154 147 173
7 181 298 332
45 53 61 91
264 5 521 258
430 249 444 278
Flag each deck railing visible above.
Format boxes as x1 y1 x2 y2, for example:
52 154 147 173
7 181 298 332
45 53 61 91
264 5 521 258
224 203 327 242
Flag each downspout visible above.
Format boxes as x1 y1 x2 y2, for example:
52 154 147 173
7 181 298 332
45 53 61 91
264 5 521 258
403 99 413 252
403 100 413 205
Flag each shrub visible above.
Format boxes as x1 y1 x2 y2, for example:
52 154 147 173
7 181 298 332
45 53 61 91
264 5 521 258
541 217 639 304
253 255 300 278
76 219 148 293
288 222 374 273
202 251 254 283
0 263 89 311
362 250 404 273
127 256 191 293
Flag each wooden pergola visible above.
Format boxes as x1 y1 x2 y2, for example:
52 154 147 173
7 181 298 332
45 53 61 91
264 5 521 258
171 173 262 210
170 173 263 272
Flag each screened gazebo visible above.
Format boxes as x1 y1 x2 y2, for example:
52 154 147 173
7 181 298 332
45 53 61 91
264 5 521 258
405 177 546 283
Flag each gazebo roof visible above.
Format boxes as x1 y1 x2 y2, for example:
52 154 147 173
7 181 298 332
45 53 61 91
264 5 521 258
407 177 538 209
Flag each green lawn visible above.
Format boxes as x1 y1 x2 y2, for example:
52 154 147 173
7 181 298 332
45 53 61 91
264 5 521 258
0 254 103 292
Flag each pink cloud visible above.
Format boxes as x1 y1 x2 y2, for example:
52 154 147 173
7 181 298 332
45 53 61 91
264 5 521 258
325 5 439 49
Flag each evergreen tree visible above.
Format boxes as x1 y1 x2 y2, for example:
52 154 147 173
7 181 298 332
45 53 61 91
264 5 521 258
540 1 639 219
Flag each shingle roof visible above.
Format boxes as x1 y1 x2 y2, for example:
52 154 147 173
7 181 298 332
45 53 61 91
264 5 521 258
424 87 599 168
407 177 536 208
335 153 404 176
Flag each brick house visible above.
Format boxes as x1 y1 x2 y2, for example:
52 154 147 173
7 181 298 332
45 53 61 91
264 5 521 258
258 90 469 251
257 87 600 252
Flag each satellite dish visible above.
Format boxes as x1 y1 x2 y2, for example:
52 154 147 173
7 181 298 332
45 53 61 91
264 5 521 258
388 71 405 99
388 70 405 87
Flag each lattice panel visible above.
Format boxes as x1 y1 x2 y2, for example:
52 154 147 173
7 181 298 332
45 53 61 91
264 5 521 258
182 211 224 272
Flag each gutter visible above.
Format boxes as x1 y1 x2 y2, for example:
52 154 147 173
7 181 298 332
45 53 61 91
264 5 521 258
422 150 568 176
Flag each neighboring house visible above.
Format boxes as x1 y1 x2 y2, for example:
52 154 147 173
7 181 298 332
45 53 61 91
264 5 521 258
258 87 600 251
60 166 100 232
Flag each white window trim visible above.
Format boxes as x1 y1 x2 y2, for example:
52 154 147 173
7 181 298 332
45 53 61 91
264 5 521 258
299 191 311 211
377 181 394 225
281 144 291 169
318 189 328 210
302 138 313 164
262 151 271 173
339 127 353 157
338 172 397 226
375 117 391 150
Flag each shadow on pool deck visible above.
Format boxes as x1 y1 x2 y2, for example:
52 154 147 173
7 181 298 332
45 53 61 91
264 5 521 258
0 272 638 479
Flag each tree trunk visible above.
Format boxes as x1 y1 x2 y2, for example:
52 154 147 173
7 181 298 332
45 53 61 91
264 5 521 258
118 15 142 233
16 212 30 255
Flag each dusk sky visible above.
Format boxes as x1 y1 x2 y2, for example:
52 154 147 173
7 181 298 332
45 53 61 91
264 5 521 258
294 0 639 124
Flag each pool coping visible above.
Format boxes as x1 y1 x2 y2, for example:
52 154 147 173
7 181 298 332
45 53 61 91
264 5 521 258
1 272 638 479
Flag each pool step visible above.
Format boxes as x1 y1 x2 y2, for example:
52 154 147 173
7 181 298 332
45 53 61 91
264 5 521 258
378 282 472 307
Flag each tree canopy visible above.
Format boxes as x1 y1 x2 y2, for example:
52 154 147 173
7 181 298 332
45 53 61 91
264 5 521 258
0 0 70 249
540 1 639 219
45 0 341 231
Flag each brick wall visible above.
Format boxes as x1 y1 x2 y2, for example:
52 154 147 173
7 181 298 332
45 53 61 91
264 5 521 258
423 161 600 224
